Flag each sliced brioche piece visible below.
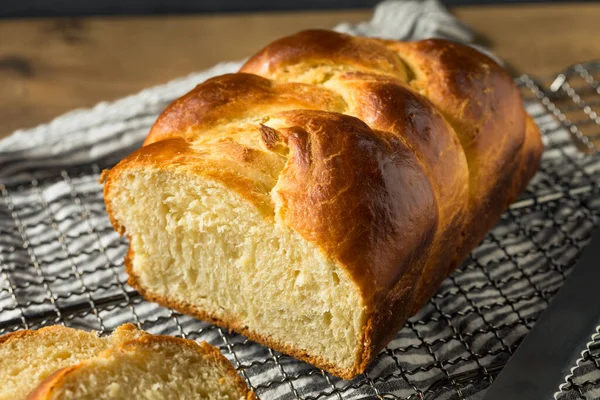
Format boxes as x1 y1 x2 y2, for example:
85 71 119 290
27 335 254 400
0 324 144 400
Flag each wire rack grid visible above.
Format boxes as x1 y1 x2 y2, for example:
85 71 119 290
1 62 600 400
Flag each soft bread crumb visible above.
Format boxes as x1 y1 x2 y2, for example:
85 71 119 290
109 169 366 373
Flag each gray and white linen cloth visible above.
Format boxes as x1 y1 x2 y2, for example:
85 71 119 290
1 1 599 399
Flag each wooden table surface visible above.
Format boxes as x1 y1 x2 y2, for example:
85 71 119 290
1 2 599 139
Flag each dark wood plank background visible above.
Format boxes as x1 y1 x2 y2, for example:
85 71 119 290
1 3 599 138
1 0 591 18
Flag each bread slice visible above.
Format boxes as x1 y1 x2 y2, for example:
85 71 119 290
0 324 143 400
26 334 253 400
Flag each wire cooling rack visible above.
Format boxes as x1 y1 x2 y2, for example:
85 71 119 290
1 61 600 400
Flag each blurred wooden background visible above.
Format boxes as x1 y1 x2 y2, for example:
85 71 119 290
1 2 599 138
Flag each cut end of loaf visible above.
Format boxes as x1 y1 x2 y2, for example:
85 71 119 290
105 163 368 378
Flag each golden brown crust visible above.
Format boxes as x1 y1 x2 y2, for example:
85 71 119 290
384 38 529 264
241 29 408 82
0 328 36 345
112 323 138 334
103 29 543 379
0 325 99 346
197 341 257 400
145 73 346 146
513 114 544 201
25 367 66 400
26 328 256 400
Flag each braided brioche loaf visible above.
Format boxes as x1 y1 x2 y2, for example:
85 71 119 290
103 30 543 378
